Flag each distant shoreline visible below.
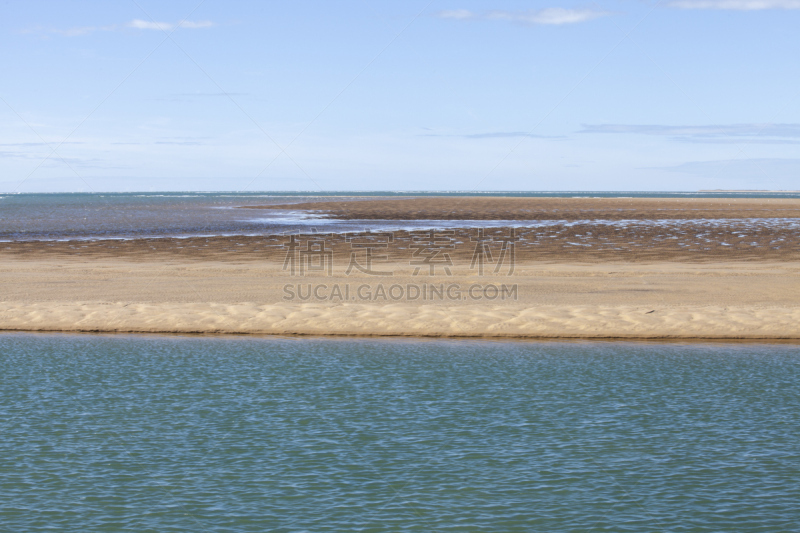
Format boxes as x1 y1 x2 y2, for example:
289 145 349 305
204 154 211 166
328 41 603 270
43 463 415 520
5 190 800 198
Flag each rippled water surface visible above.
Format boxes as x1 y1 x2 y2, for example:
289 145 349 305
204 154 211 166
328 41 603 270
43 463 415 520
1 334 799 532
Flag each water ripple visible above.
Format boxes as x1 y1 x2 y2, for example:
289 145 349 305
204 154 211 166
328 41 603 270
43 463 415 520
1 334 799 531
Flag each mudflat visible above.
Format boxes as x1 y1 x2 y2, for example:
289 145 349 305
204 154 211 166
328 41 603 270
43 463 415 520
241 196 800 220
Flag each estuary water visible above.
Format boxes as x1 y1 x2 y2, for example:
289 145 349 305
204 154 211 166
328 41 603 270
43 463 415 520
3 191 800 241
1 333 798 532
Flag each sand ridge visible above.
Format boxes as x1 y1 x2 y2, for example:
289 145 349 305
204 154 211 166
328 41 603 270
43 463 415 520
2 301 799 339
1 257 799 338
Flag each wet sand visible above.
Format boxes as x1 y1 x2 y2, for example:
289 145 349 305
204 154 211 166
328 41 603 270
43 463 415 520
3 219 800 264
243 196 800 220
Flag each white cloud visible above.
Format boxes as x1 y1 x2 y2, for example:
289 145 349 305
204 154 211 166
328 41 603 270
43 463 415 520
127 19 174 31
667 0 800 9
437 8 609 25
127 19 214 31
489 8 609 24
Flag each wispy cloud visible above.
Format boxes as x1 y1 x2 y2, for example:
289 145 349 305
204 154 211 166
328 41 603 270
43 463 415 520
23 19 214 37
421 131 561 139
0 150 105 166
153 136 210 145
437 8 609 25
677 137 800 145
0 142 87 159
127 19 174 31
667 0 800 9
127 19 214 31
490 8 610 24
0 141 85 147
580 123 800 143
463 131 558 139
171 92 247 97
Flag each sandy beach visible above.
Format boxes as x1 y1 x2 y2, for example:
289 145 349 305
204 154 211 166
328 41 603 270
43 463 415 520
1 196 799 338
0 198 800 339
0 257 799 338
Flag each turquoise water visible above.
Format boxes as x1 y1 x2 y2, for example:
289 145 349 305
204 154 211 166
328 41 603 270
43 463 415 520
1 334 799 532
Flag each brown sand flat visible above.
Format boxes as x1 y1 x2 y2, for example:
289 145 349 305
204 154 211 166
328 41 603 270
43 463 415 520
3 221 798 263
242 197 800 220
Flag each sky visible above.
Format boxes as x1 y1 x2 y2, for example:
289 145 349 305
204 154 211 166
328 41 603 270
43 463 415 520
1 0 799 192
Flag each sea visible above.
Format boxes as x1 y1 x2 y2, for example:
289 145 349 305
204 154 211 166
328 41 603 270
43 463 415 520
2 193 799 531
2 190 800 241
1 334 798 531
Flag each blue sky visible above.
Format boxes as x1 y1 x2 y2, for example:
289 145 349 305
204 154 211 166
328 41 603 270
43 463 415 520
1 0 799 192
